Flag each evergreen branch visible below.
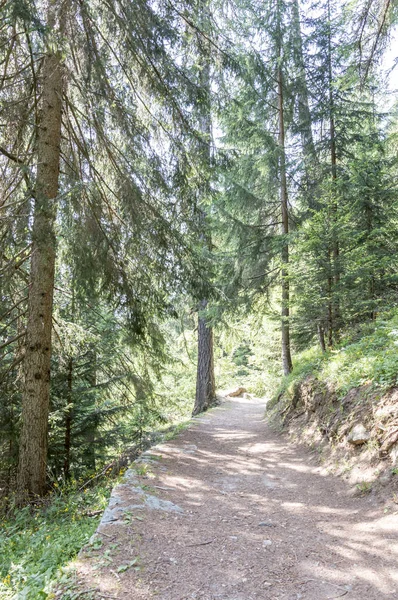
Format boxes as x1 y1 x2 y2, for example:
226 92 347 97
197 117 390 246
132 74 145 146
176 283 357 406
0 245 32 276
0 295 28 322
0 331 26 352
0 355 24 384
0 145 25 165
0 310 27 337
361 0 392 83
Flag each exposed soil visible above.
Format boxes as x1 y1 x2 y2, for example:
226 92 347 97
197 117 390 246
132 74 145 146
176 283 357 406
71 397 398 600
271 378 398 491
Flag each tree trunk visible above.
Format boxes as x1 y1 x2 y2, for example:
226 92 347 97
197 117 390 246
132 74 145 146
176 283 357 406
317 324 326 353
365 200 376 320
63 357 73 480
328 0 340 339
193 300 216 416
277 61 293 376
327 249 334 347
85 348 97 470
292 0 318 199
16 2 65 501
193 3 217 416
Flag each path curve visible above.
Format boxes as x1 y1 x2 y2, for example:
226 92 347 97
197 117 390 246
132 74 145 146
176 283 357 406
75 398 398 599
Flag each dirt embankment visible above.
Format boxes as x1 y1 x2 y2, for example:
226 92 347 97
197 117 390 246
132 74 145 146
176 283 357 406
269 378 398 495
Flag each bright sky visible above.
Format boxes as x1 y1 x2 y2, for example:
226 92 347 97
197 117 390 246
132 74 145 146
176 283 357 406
381 29 398 101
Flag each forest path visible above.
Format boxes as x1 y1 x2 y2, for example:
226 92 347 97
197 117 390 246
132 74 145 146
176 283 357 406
74 397 398 600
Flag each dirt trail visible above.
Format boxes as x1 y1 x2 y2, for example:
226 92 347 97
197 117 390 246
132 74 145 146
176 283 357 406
74 398 398 599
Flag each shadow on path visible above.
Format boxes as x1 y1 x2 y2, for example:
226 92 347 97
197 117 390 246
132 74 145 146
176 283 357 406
75 398 398 600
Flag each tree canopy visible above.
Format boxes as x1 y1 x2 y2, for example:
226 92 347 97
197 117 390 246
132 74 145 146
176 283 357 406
1 0 398 504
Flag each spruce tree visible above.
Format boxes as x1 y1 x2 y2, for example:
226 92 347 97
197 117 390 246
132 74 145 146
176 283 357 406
1 0 213 499
191 0 217 416
16 0 67 500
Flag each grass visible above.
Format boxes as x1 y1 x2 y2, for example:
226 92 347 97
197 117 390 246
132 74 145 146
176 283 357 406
0 413 194 600
0 477 118 599
271 311 398 408
356 481 373 495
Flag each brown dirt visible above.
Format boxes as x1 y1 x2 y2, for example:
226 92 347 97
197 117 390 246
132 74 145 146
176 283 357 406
271 378 398 491
72 397 398 600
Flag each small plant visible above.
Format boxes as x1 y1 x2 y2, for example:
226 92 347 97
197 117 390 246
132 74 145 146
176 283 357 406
117 557 139 573
134 463 150 476
339 458 352 475
356 481 373 494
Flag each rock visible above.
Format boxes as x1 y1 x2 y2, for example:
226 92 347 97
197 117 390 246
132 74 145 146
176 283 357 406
262 539 272 547
182 444 197 454
347 423 370 445
226 386 247 398
144 494 183 513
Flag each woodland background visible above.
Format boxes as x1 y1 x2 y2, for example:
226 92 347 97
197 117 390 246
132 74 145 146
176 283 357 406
1 0 398 596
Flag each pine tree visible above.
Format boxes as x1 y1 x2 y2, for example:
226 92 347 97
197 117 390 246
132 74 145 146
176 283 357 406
16 0 67 500
191 0 217 416
1 0 213 499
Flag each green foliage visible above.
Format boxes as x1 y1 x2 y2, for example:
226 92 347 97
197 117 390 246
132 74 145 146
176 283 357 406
273 310 398 406
0 480 114 599
0 0 213 494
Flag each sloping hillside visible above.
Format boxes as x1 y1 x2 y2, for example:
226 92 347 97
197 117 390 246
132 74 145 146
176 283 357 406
268 314 398 494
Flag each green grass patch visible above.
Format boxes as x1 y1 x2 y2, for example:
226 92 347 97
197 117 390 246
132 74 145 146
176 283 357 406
271 311 398 407
0 479 116 599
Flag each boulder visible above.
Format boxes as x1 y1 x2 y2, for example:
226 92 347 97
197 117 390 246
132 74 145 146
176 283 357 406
347 423 370 445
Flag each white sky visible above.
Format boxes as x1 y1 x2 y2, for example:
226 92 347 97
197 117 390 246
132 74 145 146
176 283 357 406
381 29 398 103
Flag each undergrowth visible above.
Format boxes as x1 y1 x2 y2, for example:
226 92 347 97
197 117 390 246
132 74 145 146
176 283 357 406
271 311 398 408
0 475 120 599
0 413 194 600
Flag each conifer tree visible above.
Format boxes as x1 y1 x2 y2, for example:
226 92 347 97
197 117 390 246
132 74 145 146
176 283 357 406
1 0 212 498
192 0 217 416
216 0 297 374
16 0 67 500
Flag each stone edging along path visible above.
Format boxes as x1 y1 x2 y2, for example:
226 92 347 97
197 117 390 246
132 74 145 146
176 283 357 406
72 397 398 600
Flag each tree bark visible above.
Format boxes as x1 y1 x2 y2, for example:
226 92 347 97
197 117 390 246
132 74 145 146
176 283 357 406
193 2 217 416
328 0 340 340
327 248 334 347
365 201 376 320
63 357 73 480
317 324 326 353
193 300 216 416
85 347 97 471
292 0 318 196
277 46 293 376
16 1 65 501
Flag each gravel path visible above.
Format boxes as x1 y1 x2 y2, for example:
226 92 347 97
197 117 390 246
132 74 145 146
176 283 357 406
74 397 398 599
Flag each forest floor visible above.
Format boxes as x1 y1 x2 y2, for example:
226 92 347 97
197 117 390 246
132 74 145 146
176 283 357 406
70 397 398 600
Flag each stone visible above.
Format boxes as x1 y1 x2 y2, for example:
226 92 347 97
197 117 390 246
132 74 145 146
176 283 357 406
144 494 183 513
226 386 247 398
258 521 275 527
182 444 197 454
347 423 370 445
